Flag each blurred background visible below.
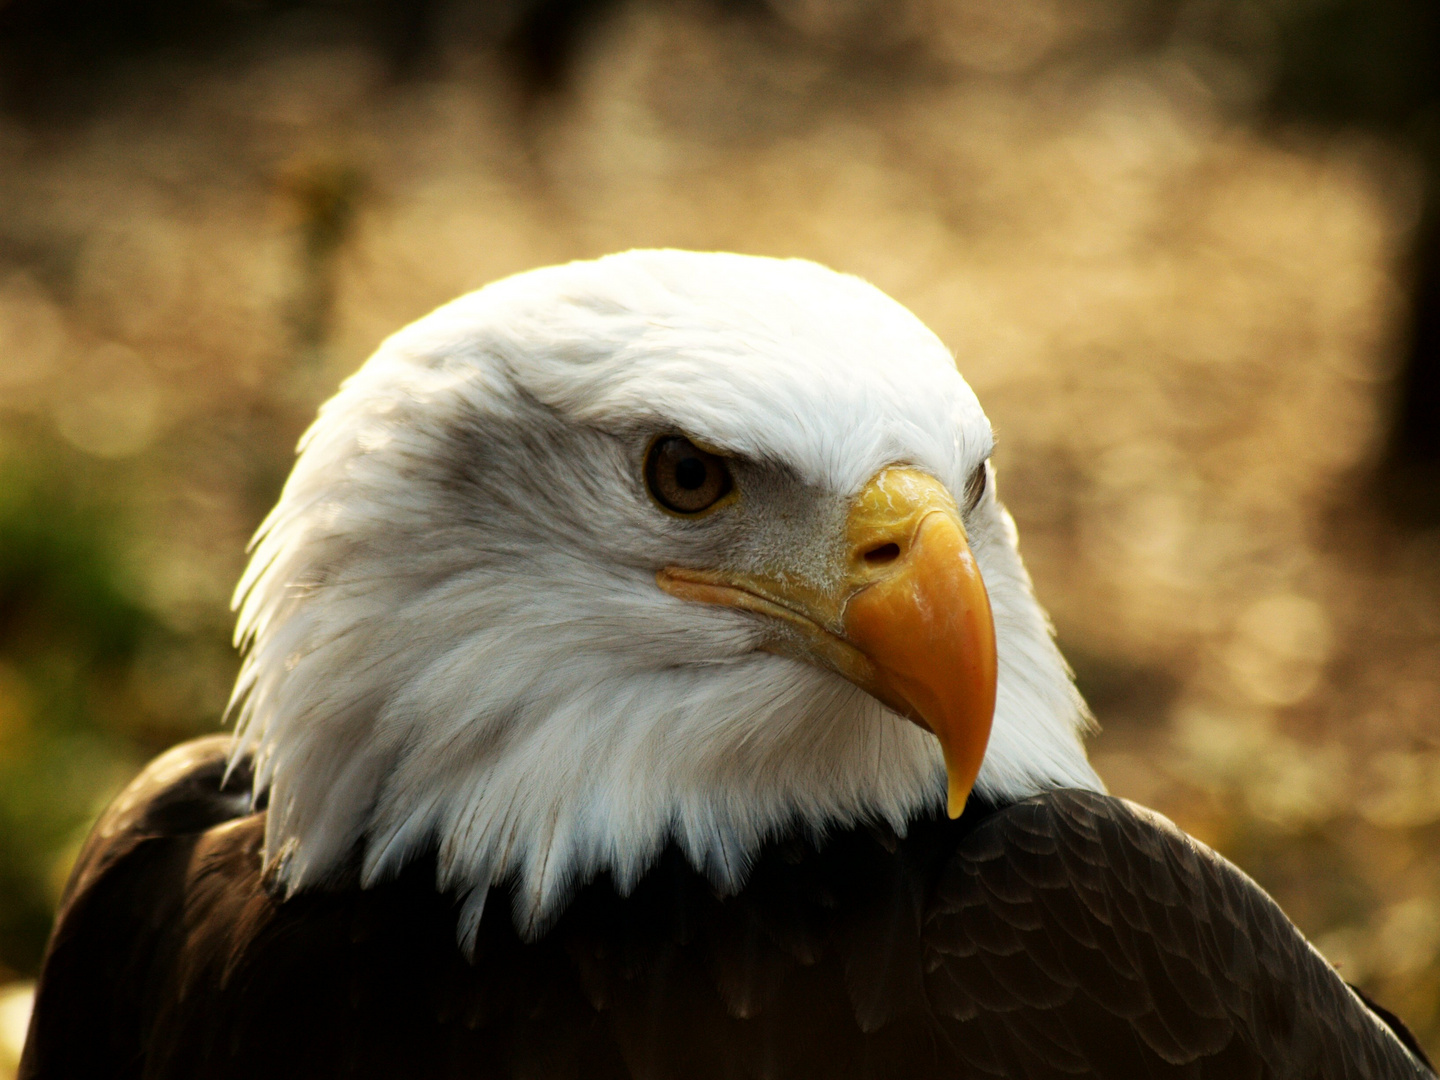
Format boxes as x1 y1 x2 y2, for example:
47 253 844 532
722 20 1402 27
0 0 1438 1070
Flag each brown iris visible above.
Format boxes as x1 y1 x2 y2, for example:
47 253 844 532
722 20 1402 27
645 436 734 515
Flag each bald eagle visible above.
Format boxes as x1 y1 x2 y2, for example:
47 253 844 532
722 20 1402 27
20 251 1434 1078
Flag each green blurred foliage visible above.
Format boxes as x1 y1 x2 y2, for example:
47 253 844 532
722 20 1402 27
0 432 213 977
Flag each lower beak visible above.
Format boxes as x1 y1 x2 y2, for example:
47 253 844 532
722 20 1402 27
657 467 997 818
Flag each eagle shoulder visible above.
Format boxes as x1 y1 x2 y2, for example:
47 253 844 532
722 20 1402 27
924 789 1434 1078
20 735 261 1079
60 734 254 903
21 736 627 1079
19 752 1437 1079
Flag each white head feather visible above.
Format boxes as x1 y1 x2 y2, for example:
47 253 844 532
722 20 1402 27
229 249 1102 948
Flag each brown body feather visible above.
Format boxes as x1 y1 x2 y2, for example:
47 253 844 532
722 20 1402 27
20 735 1434 1079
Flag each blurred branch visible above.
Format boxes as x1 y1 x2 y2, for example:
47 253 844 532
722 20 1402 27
279 157 365 362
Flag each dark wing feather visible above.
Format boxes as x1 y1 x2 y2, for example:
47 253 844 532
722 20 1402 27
19 738 1435 1079
922 790 1433 1078
21 735 633 1080
19 734 253 1079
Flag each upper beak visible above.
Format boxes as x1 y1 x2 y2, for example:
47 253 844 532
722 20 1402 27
656 467 997 818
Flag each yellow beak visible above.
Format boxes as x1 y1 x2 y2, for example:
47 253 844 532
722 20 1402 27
656 467 997 818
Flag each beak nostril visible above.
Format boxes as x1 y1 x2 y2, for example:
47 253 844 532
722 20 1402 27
863 542 901 566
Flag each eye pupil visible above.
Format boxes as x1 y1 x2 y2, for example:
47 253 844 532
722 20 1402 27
645 436 735 515
675 457 707 490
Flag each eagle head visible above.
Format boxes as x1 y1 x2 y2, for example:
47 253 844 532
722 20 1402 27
229 250 1101 948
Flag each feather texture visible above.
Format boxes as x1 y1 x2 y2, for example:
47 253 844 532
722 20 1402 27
226 250 1099 937
22 737 1432 1079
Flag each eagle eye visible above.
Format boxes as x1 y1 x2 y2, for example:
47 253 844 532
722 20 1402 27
964 461 988 510
646 436 734 515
